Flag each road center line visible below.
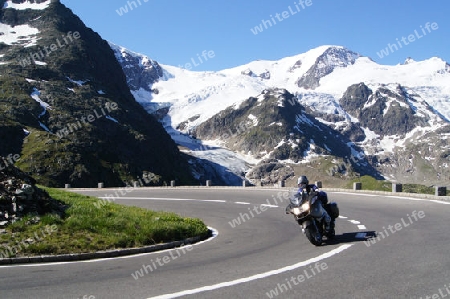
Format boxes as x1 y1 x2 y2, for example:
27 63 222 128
261 204 279 208
147 244 353 299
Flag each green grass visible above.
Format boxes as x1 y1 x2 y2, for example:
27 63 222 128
0 187 208 258
346 175 392 192
402 184 435 195
345 176 449 195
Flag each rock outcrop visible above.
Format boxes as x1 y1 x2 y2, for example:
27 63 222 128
0 159 65 229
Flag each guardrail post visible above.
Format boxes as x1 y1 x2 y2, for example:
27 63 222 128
98 183 104 188
64 184 71 189
243 180 247 187
206 180 212 187
170 180 176 187
353 182 362 190
392 183 402 193
435 186 447 196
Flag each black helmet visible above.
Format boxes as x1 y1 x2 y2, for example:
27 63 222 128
297 175 308 185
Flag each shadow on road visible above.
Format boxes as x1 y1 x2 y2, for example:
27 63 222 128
325 231 377 245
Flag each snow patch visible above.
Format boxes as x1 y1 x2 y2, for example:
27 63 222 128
248 114 258 126
106 115 119 123
67 77 88 86
131 87 153 103
0 23 40 47
30 88 51 118
39 122 51 133
3 0 51 10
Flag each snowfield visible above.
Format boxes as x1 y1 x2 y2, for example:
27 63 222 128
140 46 450 132
3 0 51 10
111 44 450 185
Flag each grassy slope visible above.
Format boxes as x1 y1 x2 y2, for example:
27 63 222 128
344 175 449 195
0 187 208 258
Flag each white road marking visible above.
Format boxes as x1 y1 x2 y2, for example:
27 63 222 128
203 200 227 203
99 197 227 203
341 216 367 230
389 196 450 205
334 193 450 205
430 200 450 205
147 244 353 299
261 204 279 208
335 192 378 197
389 196 423 201
235 202 251 205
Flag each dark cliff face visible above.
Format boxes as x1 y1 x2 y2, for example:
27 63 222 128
194 88 381 179
109 42 164 93
194 89 305 157
337 82 450 185
0 1 195 187
340 83 429 137
296 47 360 90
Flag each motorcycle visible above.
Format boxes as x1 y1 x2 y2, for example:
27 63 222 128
286 189 339 246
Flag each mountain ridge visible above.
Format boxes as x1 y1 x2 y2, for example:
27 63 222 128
111 43 450 186
1 0 448 187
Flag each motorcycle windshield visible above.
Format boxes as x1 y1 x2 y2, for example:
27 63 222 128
289 188 301 205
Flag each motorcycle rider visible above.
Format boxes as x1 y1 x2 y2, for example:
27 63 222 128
287 175 333 233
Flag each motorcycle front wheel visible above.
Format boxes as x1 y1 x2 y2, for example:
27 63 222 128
305 225 322 246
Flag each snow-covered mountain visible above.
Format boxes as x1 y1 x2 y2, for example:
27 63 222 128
111 43 450 186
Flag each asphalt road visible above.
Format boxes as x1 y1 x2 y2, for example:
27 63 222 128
0 188 449 299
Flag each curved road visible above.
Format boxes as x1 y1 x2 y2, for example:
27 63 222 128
0 188 449 299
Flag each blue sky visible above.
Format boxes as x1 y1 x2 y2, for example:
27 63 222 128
60 0 449 71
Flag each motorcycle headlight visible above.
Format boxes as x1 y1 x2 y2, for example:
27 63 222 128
292 207 301 215
301 202 310 212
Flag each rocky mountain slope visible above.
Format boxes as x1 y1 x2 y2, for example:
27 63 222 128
112 44 450 186
0 0 195 187
193 88 380 185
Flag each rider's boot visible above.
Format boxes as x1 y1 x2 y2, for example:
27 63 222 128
323 213 332 234
328 219 336 236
